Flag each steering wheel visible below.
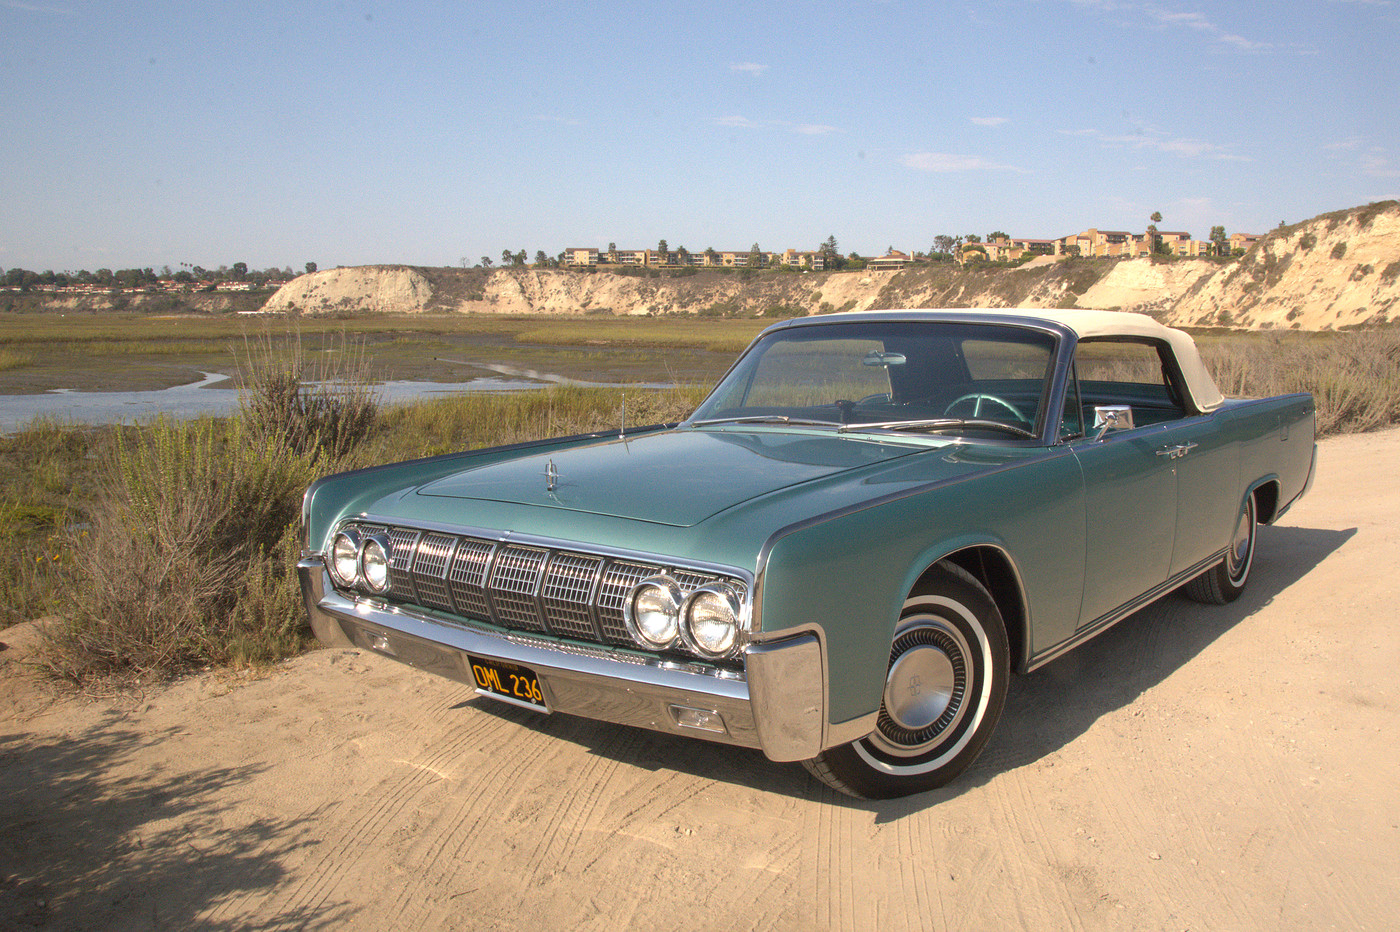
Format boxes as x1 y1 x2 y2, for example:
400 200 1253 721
944 392 1027 423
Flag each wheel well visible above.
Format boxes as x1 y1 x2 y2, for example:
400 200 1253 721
1252 480 1280 525
920 547 1026 672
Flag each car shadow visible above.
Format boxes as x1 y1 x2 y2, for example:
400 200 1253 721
461 522 1354 815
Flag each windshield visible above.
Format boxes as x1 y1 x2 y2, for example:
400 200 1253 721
689 320 1058 439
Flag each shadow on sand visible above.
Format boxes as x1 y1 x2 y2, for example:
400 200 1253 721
0 713 357 930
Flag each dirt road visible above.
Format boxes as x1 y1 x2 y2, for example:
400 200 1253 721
3 428 1397 931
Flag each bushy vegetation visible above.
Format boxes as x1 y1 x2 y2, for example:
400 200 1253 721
6 342 705 683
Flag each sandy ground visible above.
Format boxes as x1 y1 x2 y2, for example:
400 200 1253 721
2 429 1397 932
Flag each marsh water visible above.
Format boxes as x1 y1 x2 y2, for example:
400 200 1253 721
0 370 670 433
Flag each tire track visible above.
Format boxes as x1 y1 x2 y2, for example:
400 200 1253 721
246 685 498 925
371 708 597 928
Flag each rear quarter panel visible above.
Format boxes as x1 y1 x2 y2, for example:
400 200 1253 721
1222 393 1316 519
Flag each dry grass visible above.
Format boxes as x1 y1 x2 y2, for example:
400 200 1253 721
236 330 379 462
1202 331 1400 436
37 417 323 683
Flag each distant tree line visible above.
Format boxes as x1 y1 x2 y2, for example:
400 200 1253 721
0 261 321 291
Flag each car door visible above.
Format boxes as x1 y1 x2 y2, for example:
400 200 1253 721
1062 337 1199 629
1069 425 1178 627
1166 413 1239 577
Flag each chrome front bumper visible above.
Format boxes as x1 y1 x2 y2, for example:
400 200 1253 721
298 557 826 762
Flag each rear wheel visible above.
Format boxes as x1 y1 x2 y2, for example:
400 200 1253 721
1184 493 1257 605
802 562 1009 799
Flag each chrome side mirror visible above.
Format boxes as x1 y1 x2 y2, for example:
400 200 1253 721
1092 405 1135 441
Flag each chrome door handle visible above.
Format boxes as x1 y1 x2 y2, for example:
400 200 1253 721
1156 443 1198 460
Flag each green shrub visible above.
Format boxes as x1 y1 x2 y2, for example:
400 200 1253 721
761 304 805 318
236 330 378 462
38 416 323 682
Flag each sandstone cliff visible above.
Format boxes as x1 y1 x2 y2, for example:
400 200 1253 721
263 201 1400 330
1170 202 1400 329
262 265 434 315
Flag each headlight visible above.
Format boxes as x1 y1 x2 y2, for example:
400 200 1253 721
360 534 392 593
625 576 683 649
329 529 362 586
681 584 745 658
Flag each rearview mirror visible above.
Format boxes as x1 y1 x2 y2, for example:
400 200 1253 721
862 351 906 367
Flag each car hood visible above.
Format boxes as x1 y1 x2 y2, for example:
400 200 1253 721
413 427 927 527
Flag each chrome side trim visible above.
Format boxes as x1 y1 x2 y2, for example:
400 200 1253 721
1024 548 1228 671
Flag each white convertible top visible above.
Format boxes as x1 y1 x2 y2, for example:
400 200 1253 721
982 308 1224 413
829 308 1226 413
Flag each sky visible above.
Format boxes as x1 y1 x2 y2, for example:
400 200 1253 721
2 0 1398 274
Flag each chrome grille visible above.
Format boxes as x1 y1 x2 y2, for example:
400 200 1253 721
335 522 746 659
541 552 603 640
597 561 661 645
489 546 549 632
412 533 458 612
448 539 494 619
386 528 421 597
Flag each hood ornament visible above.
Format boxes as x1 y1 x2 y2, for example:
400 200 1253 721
545 459 559 492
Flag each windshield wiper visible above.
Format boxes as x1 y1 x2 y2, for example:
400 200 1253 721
689 415 844 428
841 418 1036 440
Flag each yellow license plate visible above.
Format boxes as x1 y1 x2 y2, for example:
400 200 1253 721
468 656 548 712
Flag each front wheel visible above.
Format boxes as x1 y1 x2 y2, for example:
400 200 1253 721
802 562 1009 799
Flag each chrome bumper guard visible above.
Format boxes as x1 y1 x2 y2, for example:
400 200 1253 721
298 556 825 762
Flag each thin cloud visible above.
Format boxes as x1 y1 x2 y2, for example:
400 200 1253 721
1063 127 1250 161
729 62 768 76
1146 9 1271 50
0 0 75 12
1324 137 1400 177
534 115 582 127
902 152 1028 173
1361 148 1400 178
970 117 1009 127
1068 1 1278 52
713 116 840 135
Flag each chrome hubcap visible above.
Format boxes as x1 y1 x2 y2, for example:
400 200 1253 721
885 646 956 731
871 618 971 757
1227 498 1256 585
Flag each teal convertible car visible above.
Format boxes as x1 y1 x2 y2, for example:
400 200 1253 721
298 310 1316 798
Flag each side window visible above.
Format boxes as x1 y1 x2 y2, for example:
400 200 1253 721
1072 339 1187 425
1060 362 1084 439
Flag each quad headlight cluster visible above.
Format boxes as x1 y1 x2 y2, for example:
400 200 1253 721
324 523 749 661
624 575 748 659
327 527 393 594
